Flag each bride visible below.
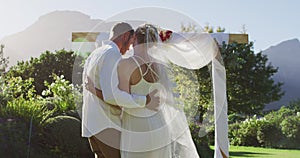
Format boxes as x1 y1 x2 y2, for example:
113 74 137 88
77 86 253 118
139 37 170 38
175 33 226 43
117 24 199 158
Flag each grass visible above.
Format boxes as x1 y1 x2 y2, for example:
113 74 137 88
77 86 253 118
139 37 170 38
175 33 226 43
229 146 300 158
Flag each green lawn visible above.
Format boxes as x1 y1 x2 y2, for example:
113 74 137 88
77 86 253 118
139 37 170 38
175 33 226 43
229 146 300 158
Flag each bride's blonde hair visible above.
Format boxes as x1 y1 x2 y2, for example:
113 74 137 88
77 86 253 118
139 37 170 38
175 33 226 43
135 24 158 46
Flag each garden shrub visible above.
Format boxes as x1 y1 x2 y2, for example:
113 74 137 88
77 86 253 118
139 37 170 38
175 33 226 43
256 119 284 148
280 115 300 149
0 94 57 157
229 106 300 149
0 118 29 157
1 97 53 127
237 117 261 147
42 74 82 114
44 115 92 157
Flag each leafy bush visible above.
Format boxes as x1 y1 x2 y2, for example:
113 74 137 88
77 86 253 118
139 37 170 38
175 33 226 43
256 119 284 148
287 99 300 113
0 93 88 157
1 115 92 157
42 74 82 114
1 76 36 100
5 49 83 95
280 115 300 149
229 106 300 149
0 76 53 127
44 115 93 157
230 116 261 147
1 98 53 126
0 97 55 157
0 77 88 157
281 115 300 139
0 118 30 157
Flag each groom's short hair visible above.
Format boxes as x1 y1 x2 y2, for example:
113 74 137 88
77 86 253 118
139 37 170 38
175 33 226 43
109 22 134 40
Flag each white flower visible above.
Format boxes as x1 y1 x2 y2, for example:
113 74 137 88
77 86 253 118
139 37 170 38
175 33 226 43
42 90 46 96
60 86 66 91
60 75 64 79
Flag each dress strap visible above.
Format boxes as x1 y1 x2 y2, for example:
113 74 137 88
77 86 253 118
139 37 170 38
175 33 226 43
133 55 159 78
131 57 143 76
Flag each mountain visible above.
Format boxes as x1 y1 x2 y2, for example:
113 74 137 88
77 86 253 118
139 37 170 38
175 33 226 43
262 38 300 110
0 11 144 68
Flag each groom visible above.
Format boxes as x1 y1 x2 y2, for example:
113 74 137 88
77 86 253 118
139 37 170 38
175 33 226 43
82 22 160 158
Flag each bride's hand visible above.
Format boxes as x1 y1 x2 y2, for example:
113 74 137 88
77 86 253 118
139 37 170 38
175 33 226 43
146 89 160 111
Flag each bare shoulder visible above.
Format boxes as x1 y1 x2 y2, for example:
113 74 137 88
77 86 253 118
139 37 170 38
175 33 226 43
118 58 138 79
119 58 133 65
119 58 136 70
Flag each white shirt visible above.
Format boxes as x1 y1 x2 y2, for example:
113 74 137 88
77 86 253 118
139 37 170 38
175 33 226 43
82 40 146 137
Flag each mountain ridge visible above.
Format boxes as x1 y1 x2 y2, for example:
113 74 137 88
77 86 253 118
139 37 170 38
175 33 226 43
263 38 300 110
0 11 106 67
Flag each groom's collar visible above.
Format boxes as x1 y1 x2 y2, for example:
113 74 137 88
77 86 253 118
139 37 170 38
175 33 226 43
102 40 120 53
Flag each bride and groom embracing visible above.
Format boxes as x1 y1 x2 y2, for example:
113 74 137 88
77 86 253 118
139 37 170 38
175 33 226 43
82 22 200 158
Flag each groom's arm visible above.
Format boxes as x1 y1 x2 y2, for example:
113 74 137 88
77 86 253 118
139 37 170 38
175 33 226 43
85 75 151 107
85 76 121 111
86 81 150 111
99 51 147 108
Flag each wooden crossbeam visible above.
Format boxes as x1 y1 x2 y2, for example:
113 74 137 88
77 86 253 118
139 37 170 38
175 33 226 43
229 34 248 44
71 32 248 44
72 32 100 42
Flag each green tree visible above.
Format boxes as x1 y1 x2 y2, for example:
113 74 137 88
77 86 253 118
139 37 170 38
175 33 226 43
196 42 284 116
180 24 283 116
6 49 83 95
221 42 283 116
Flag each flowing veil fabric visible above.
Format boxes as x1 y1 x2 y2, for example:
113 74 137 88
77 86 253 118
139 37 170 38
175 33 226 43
148 31 229 158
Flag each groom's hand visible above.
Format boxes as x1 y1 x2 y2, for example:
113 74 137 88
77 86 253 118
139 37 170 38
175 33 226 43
146 89 160 111
85 76 96 94
85 76 104 100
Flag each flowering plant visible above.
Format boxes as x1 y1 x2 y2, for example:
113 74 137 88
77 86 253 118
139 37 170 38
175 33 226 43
42 74 81 112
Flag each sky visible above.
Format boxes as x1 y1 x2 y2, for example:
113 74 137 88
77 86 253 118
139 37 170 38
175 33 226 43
0 0 299 52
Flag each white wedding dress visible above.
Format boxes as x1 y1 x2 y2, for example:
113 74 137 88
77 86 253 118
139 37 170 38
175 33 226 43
120 57 199 158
